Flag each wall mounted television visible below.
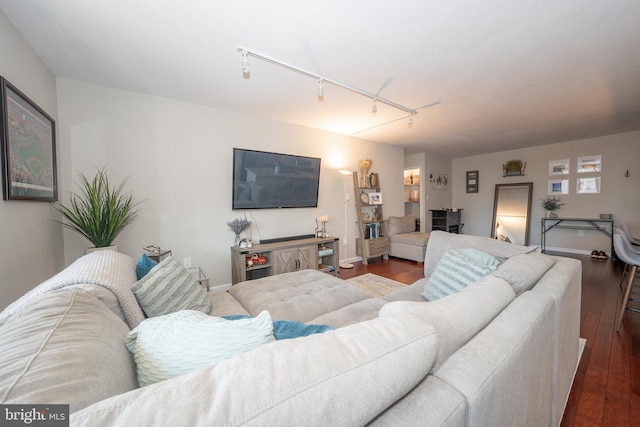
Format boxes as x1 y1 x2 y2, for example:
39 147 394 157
232 148 321 209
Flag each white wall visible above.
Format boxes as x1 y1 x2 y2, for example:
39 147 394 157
56 79 405 286
0 11 63 310
453 131 640 254
405 151 454 232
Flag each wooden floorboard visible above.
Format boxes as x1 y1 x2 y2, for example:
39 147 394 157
339 251 638 426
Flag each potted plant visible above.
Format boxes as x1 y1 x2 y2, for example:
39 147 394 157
51 167 142 252
541 195 564 218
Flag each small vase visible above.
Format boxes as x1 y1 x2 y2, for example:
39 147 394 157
550 211 558 218
234 233 242 246
321 222 327 238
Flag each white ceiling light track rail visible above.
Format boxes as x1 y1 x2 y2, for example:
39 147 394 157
236 46 417 118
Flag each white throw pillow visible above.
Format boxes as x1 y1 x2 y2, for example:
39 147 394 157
422 247 499 301
131 256 210 317
125 310 275 387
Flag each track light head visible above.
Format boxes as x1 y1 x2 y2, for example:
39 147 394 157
241 50 250 78
317 79 324 101
408 114 414 128
371 99 377 114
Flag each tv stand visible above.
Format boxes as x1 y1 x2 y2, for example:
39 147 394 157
259 234 315 244
231 236 339 284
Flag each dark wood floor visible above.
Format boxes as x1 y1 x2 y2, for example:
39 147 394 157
338 253 639 426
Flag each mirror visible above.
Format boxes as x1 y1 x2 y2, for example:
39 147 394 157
491 182 533 246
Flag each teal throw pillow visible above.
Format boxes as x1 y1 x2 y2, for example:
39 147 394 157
136 253 158 280
222 315 335 340
422 248 499 301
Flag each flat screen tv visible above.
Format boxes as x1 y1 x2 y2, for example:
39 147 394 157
232 148 321 209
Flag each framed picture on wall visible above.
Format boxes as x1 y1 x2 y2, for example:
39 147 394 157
466 170 479 193
549 159 570 175
1 77 57 201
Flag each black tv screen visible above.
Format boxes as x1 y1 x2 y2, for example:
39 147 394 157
232 148 321 209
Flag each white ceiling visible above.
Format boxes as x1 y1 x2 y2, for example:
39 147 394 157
1 0 639 158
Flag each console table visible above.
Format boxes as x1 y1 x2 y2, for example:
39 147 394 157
230 236 339 284
540 217 614 255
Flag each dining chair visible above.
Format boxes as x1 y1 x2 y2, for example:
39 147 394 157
618 223 640 246
614 233 640 332
615 228 640 289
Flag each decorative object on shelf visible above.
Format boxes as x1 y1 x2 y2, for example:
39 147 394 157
541 195 564 218
358 159 373 187
369 192 382 205
359 191 370 204
429 173 448 190
1 77 57 201
503 160 526 177
466 170 479 193
227 217 252 246
51 167 142 250
239 238 253 249
316 215 329 238
369 172 378 188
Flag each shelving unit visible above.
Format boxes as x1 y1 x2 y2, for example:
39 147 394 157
404 168 421 231
352 171 389 265
430 209 463 234
230 236 339 284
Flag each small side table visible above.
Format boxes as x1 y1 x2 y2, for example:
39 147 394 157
187 266 209 291
148 250 172 263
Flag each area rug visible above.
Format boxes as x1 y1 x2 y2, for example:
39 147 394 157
346 273 406 298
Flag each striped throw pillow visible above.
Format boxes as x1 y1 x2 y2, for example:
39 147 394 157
422 248 499 301
132 256 211 317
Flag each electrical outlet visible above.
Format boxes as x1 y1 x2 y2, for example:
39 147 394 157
183 257 192 268
577 230 584 237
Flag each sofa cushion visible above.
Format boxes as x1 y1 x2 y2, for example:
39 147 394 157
126 310 275 387
424 231 540 277
422 248 499 301
389 231 430 246
0 287 138 413
136 253 158 280
380 275 516 372
132 256 210 317
228 269 370 322
387 215 416 236
72 310 439 426
494 253 556 295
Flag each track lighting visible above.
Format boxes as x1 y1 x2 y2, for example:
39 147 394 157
237 45 417 118
408 114 413 128
241 50 250 78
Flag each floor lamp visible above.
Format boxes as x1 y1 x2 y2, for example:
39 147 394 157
339 170 354 269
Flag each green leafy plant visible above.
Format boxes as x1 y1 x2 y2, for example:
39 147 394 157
51 168 142 247
540 195 564 211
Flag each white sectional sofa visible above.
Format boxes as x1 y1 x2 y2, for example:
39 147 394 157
0 231 581 426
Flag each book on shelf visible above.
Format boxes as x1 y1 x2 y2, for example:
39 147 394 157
318 248 334 257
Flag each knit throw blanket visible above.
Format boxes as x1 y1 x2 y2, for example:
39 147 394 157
0 250 145 329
